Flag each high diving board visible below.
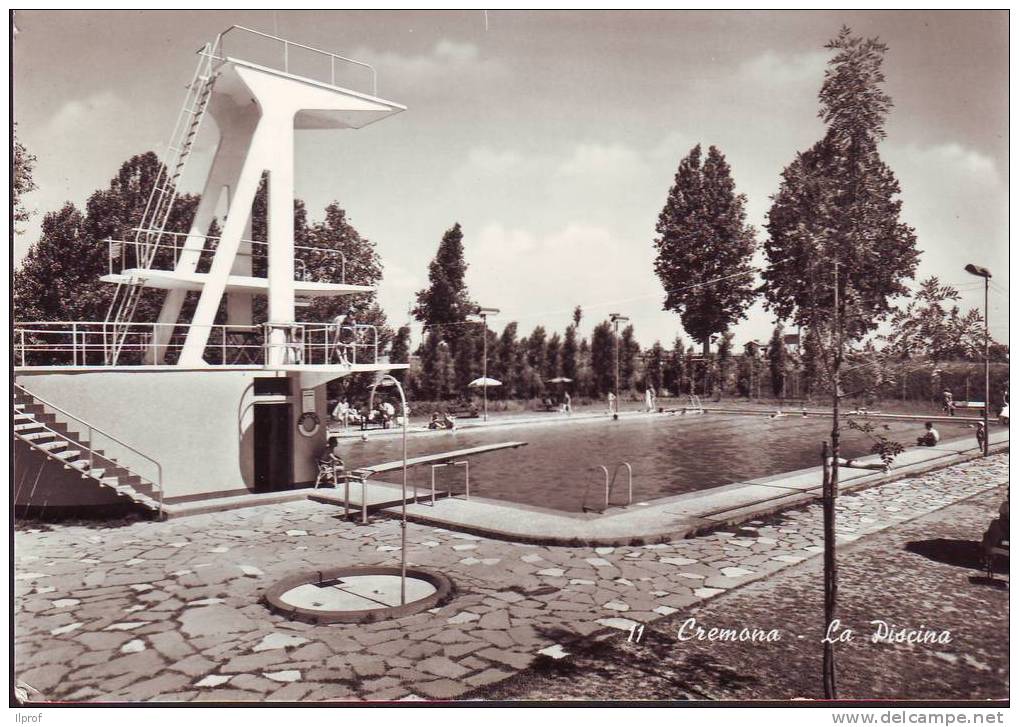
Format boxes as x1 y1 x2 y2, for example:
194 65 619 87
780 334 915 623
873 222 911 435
352 441 528 478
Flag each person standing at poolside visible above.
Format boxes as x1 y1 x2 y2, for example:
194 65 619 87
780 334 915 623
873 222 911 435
563 391 572 414
332 398 350 430
976 421 987 450
942 388 955 416
607 391 616 414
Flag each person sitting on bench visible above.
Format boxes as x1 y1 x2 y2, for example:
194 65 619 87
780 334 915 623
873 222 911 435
917 421 940 447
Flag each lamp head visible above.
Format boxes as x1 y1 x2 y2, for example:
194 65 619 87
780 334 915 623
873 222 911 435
965 264 992 279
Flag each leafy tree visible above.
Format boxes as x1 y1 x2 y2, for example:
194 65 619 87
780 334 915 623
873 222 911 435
13 126 37 233
576 337 594 397
736 354 752 398
544 332 562 381
663 336 685 396
801 327 821 399
761 27 919 437
454 328 477 391
524 326 547 397
716 331 734 396
620 324 639 392
15 153 199 326
884 277 988 363
646 341 665 393
562 323 578 383
769 323 788 397
654 144 757 355
590 320 615 395
412 222 475 331
389 325 411 384
495 323 520 398
759 28 919 697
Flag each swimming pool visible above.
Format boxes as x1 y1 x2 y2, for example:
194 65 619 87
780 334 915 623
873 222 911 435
342 413 986 513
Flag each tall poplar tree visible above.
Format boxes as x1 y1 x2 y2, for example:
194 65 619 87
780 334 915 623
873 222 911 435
654 144 757 355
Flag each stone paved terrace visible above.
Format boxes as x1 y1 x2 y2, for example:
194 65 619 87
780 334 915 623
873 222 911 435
480 487 1010 700
13 453 1009 702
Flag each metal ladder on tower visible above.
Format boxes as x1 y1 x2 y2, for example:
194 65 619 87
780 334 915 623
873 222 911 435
104 43 220 365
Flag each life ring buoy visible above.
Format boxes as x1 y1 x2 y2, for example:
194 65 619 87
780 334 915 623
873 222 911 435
297 412 321 437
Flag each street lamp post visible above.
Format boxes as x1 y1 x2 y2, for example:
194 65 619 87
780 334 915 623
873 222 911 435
470 306 500 422
368 374 408 604
964 264 992 455
610 313 629 420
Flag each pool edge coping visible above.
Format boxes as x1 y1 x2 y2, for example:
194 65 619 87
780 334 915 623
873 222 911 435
365 437 1009 547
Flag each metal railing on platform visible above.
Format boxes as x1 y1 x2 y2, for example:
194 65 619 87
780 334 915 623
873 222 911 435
107 231 347 285
209 25 378 96
15 321 262 367
263 321 379 367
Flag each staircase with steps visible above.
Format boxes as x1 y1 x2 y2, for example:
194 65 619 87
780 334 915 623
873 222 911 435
13 387 163 516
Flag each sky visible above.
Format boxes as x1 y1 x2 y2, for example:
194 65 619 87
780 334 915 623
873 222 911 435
13 10 1010 348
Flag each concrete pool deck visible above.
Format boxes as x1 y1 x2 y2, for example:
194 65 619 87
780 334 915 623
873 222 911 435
311 430 1008 546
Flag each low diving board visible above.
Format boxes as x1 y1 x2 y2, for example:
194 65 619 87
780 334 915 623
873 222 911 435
352 441 528 478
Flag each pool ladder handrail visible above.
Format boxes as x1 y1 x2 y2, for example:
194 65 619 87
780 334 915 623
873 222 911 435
688 394 704 413
430 460 470 506
582 461 633 513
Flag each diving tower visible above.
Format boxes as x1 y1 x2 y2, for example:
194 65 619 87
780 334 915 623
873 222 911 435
14 27 409 512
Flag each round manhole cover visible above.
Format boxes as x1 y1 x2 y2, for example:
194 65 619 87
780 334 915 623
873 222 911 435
264 566 453 624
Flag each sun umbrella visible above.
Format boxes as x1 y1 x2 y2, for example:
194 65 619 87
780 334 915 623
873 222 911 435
468 377 502 388
546 376 573 384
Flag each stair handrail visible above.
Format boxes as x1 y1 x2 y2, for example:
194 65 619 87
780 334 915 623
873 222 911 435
14 383 163 515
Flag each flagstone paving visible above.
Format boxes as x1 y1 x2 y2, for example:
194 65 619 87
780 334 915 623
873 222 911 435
13 453 1008 702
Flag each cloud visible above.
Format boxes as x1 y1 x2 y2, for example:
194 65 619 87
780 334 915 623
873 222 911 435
464 147 526 176
555 142 646 180
465 221 660 333
889 142 1002 185
736 50 830 87
352 39 505 92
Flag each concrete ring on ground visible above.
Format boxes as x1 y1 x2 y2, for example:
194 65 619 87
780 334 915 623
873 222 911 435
263 565 454 624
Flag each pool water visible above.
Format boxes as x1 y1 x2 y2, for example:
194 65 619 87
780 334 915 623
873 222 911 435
342 413 987 513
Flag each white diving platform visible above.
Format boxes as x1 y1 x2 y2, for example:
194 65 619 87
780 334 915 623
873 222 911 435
101 269 373 297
